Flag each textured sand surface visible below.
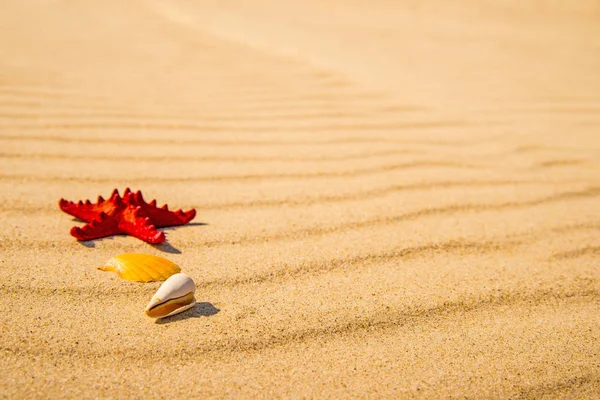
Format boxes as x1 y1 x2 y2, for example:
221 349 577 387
1 1 600 398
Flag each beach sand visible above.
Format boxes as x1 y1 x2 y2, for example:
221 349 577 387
1 0 599 398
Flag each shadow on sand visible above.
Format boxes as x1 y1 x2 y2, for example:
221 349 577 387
155 302 220 324
75 222 208 253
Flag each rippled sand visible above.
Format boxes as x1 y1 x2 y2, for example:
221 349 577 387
1 1 599 398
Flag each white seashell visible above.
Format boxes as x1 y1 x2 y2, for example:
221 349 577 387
145 273 196 318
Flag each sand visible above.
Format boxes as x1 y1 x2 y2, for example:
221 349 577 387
1 0 599 398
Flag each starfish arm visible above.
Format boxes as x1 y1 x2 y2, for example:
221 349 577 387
59 199 100 222
59 191 122 222
70 212 121 241
126 190 196 228
117 206 166 244
145 207 196 228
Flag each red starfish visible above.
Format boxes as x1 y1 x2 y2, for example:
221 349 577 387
58 188 196 244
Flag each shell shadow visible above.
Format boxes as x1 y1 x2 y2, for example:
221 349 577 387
155 302 220 324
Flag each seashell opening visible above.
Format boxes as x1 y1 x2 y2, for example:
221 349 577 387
145 292 196 318
97 253 181 283
144 273 197 318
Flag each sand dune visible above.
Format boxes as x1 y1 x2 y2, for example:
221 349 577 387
1 0 599 398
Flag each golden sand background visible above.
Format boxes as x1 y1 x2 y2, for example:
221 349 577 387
1 1 599 398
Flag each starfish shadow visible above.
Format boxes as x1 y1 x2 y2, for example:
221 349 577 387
75 234 181 253
151 241 181 254
155 302 220 324
152 222 207 254
161 222 209 231
76 235 121 248
151 222 208 254
73 222 208 253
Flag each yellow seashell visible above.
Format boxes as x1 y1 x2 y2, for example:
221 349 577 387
97 253 181 283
